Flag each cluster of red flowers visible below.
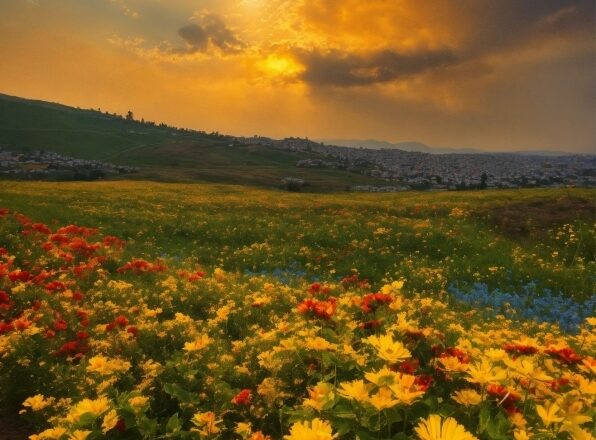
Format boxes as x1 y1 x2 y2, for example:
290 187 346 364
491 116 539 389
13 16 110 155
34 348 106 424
178 269 206 282
503 343 539 356
297 297 337 320
308 282 331 295
340 274 370 290
117 259 167 273
545 347 582 364
360 292 393 313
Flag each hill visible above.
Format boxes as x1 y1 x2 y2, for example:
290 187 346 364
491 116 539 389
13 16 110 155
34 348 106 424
0 93 387 190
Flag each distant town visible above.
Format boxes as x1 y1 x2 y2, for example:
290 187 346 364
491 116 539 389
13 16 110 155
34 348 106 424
235 136 596 191
0 149 137 180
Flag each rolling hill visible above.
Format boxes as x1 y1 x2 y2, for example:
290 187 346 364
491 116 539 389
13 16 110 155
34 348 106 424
0 93 387 190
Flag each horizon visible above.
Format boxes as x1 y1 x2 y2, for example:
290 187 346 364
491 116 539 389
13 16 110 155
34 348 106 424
1 1 595 154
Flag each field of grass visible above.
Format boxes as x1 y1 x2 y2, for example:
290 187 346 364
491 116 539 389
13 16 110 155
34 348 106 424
0 182 594 439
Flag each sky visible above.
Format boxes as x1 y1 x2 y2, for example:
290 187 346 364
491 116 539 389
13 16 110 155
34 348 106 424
0 0 594 153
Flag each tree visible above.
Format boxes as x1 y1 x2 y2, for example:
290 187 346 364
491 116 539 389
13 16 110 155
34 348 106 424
480 172 488 189
126 111 134 121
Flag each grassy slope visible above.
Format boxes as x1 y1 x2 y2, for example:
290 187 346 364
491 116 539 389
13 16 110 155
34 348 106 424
0 181 593 300
0 93 388 190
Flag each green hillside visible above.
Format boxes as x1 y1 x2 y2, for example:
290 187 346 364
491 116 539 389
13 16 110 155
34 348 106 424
0 93 387 189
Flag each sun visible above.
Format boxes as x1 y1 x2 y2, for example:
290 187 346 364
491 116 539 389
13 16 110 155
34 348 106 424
258 54 304 79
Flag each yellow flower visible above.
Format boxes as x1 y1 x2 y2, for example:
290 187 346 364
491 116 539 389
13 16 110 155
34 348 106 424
305 337 337 351
366 333 411 363
466 359 507 385
513 430 531 440
536 402 564 426
129 396 149 409
439 356 469 373
68 397 110 422
235 422 252 437
369 387 400 411
87 355 131 375
452 389 483 406
29 427 68 440
183 334 212 352
191 411 222 436
69 430 91 440
22 394 53 412
337 380 370 403
415 414 478 440
364 367 398 386
284 418 337 440
503 358 553 382
303 382 335 411
388 374 426 405
102 409 119 433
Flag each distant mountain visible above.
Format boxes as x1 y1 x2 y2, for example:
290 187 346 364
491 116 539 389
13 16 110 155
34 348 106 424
318 138 572 156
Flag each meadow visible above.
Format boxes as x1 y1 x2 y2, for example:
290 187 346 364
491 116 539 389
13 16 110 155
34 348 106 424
0 181 594 439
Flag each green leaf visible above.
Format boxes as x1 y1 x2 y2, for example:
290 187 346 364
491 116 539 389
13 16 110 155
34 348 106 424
163 383 200 404
166 413 181 433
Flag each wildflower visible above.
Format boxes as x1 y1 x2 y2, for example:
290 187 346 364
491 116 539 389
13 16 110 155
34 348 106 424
414 414 478 440
22 394 53 412
338 380 370 403
303 382 335 411
68 397 110 422
536 402 565 427
452 389 482 406
466 359 507 385
29 427 68 440
284 418 337 440
369 387 400 410
305 337 337 351
102 409 119 433
232 389 252 406
366 333 411 363
128 396 149 409
191 411 222 436
183 334 211 352
68 430 91 440
388 374 427 405
87 355 131 375
365 367 398 386
545 347 582 364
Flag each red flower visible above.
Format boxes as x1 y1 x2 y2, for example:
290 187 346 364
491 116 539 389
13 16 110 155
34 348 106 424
127 326 139 337
486 383 520 413
360 293 393 313
53 319 68 332
545 347 582 364
297 297 337 320
76 331 90 340
232 389 252 406
114 315 128 327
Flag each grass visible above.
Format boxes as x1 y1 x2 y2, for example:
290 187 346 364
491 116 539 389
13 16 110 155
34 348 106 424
0 181 593 300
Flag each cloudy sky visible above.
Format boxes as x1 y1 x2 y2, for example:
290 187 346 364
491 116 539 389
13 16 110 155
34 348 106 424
1 0 594 152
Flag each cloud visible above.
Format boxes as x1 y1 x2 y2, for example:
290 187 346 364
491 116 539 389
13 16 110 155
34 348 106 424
175 13 244 54
295 48 459 87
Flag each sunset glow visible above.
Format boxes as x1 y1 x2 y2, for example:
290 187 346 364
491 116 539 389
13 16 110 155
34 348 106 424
0 0 594 152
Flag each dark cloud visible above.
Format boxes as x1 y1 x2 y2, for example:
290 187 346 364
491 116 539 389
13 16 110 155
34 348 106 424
296 48 459 87
458 0 595 55
178 24 208 52
176 14 244 54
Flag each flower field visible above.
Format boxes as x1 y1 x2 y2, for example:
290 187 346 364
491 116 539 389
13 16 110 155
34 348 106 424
0 182 594 439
